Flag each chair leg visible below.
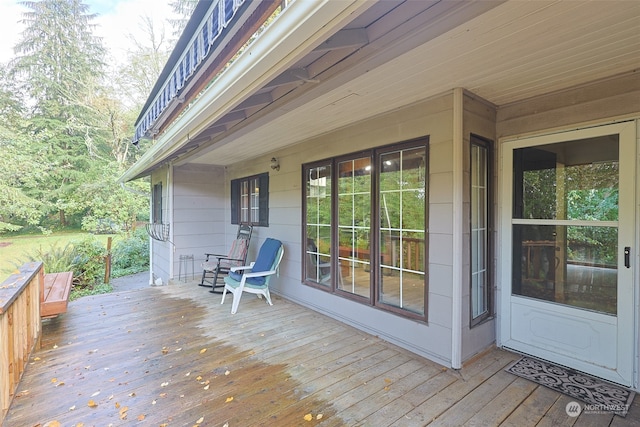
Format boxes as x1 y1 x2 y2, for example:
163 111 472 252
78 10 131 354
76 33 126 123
198 269 212 287
221 286 228 304
210 268 220 293
263 289 273 306
230 291 242 314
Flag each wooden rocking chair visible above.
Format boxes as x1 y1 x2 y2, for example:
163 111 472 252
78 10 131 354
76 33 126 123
199 224 252 294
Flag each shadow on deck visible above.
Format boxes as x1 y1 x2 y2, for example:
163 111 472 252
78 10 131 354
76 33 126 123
5 281 640 426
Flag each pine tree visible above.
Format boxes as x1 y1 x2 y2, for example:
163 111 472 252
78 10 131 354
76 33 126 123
11 0 107 227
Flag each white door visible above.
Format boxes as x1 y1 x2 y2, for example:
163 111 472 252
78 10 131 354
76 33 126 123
500 122 636 387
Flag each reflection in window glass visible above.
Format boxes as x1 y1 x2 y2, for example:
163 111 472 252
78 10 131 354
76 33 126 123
301 138 429 320
379 147 426 315
513 225 617 314
471 141 489 320
512 136 619 315
338 157 371 298
305 164 332 286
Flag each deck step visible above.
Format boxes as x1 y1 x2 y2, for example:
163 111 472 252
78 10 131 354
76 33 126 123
41 272 73 318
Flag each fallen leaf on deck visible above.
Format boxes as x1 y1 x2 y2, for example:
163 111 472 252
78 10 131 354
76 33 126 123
34 357 41 361
76 423 84 427
204 384 210 390
119 406 128 420
115 402 120 409
225 370 230 376
69 405 75 411
162 347 169 354
175 348 182 352
161 382 169 387
196 416 204 423
87 400 98 408
129 392 136 397
384 378 392 383
317 414 323 420
51 378 57 383
303 413 313 421
91 391 100 397
196 376 203 381
185 372 191 376
225 396 234 403
200 348 207 354
137 414 145 421
45 421 61 427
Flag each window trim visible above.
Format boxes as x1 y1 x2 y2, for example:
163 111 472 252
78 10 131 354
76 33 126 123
231 172 269 227
302 137 429 322
469 134 493 327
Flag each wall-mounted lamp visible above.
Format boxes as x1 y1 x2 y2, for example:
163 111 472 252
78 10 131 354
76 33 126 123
270 157 280 171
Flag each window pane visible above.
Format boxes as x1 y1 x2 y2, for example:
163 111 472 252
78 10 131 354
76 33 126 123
240 180 249 223
512 224 617 314
379 147 426 314
513 139 619 221
305 164 332 287
337 158 371 298
471 143 489 319
250 178 259 224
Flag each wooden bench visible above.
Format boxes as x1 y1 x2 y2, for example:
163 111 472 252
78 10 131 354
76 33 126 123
41 272 73 318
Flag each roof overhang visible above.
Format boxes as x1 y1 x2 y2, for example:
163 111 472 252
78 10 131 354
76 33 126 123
121 0 640 182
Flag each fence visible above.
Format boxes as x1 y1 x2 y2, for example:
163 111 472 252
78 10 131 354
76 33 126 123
0 262 43 422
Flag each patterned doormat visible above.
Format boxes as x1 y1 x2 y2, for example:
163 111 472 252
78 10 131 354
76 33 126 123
505 356 635 417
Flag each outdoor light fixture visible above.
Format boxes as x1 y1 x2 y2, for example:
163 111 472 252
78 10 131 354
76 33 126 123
270 157 280 171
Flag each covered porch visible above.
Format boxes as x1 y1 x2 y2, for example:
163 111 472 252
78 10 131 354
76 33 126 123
6 281 639 426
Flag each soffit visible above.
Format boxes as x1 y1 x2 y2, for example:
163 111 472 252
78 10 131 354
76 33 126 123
155 0 640 170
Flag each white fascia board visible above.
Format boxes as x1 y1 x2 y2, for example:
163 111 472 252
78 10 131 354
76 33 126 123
120 0 366 183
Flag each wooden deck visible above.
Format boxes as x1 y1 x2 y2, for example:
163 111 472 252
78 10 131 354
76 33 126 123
5 281 639 426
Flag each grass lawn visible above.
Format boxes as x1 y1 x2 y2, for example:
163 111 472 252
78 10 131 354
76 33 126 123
0 232 116 277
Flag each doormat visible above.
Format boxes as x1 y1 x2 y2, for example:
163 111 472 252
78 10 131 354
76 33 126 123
505 356 635 417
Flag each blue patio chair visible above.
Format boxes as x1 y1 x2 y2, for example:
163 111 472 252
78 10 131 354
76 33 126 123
221 238 284 314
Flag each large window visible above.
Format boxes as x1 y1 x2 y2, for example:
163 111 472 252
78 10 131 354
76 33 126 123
470 135 492 326
303 138 428 320
231 173 269 226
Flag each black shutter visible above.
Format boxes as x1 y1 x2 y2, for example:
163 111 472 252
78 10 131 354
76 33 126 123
230 179 239 224
259 173 269 226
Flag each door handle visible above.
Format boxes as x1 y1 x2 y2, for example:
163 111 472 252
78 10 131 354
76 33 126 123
624 247 631 269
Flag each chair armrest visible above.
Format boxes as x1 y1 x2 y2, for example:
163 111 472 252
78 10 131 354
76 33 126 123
230 262 256 272
242 269 276 278
214 256 245 264
204 252 227 258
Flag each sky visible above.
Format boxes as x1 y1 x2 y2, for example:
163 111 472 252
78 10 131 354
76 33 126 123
0 0 179 65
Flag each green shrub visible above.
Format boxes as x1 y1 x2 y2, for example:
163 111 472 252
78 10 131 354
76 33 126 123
23 242 78 273
70 236 108 287
111 228 149 277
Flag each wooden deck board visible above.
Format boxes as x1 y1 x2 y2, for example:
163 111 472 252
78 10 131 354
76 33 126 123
5 281 638 426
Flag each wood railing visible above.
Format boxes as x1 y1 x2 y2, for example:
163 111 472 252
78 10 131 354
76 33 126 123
0 262 43 422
